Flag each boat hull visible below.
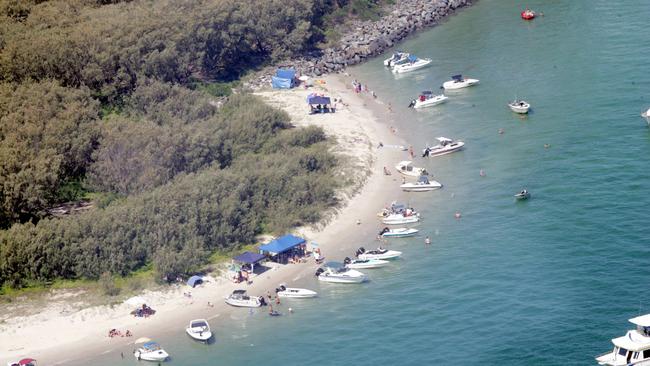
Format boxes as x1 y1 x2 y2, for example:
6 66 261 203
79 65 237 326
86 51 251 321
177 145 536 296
442 79 480 90
509 103 530 114
134 350 169 362
318 275 366 283
277 288 318 298
400 183 442 192
186 329 212 342
423 143 464 157
382 228 418 238
346 259 390 269
414 95 448 108
224 298 262 307
392 59 432 73
382 215 420 225
358 251 402 261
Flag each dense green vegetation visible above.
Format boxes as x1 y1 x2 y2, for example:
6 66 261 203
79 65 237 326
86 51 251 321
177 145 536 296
0 0 389 291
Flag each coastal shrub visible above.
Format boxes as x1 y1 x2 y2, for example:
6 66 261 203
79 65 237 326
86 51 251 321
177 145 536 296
99 272 120 296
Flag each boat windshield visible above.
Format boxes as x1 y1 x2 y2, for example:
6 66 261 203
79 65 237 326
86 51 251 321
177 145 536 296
637 325 650 337
191 321 208 328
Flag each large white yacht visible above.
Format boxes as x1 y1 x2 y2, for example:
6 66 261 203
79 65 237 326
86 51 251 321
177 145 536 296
596 314 650 365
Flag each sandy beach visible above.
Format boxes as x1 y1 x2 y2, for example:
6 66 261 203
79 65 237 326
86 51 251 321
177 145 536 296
0 73 413 365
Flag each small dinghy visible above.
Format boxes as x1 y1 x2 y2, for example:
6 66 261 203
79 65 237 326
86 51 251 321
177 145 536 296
315 267 367 283
356 247 402 260
401 175 442 192
422 137 465 157
275 285 317 298
384 51 409 67
392 55 432 73
186 319 212 342
442 74 480 90
225 289 266 307
344 257 390 269
381 213 420 225
409 91 448 109
134 340 170 362
379 227 419 238
514 189 531 200
521 8 535 20
642 108 650 125
508 99 531 114
395 161 427 177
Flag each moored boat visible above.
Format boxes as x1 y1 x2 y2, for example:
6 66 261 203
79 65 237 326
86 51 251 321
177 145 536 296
134 341 170 362
382 213 420 225
508 99 531 114
384 51 409 67
275 285 318 298
395 161 427 177
7 359 36 366
422 137 465 157
315 267 367 283
392 55 432 73
408 91 448 109
514 189 530 200
225 289 266 307
186 319 212 342
378 227 419 238
596 314 650 365
400 175 442 192
356 247 402 260
442 74 480 90
343 257 390 269
521 8 535 20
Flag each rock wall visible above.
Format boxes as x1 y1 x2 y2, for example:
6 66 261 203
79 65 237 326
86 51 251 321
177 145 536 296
246 0 473 89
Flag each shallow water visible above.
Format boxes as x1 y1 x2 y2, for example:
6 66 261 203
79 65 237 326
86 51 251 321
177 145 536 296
86 1 650 365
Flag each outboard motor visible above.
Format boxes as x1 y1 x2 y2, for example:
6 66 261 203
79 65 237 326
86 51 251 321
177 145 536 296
379 227 389 235
260 296 267 306
408 100 416 108
279 285 286 292
315 268 325 277
355 247 366 257
343 257 351 265
422 148 430 157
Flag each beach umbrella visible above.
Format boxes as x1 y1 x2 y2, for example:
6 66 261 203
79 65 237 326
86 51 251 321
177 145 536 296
134 337 152 344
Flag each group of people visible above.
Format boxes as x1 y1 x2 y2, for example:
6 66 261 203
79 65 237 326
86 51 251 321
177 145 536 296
108 328 132 338
131 304 155 318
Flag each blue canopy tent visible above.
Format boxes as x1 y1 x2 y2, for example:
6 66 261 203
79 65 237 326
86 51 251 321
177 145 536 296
306 95 331 106
233 251 267 274
187 275 203 287
271 68 296 89
259 234 306 256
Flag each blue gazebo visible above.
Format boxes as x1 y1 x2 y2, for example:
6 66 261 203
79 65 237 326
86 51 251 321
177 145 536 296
233 251 267 273
259 234 306 256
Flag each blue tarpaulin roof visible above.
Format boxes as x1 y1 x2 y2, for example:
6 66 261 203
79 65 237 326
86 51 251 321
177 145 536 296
259 234 306 254
187 275 203 287
276 68 296 79
233 251 266 264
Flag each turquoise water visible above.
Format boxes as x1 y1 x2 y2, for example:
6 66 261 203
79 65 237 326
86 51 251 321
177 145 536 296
85 1 650 365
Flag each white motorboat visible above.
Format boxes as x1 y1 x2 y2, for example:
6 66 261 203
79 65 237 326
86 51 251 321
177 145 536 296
378 202 419 218
356 247 402 260
382 213 420 225
508 99 531 114
383 51 409 67
275 285 318 298
379 227 419 238
514 189 530 200
642 108 650 125
186 319 212 342
442 74 480 90
596 314 650 365
422 137 465 157
225 289 265 307
409 91 448 109
401 175 442 192
343 257 390 269
395 161 427 177
134 341 169 362
315 267 367 283
392 55 432 73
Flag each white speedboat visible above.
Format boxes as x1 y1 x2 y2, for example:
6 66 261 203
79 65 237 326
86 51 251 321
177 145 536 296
356 247 402 260
392 55 432 73
379 227 419 238
401 175 442 192
134 341 169 362
395 161 427 177
382 213 420 225
378 202 419 218
422 137 465 157
508 99 530 114
514 189 530 200
384 51 409 67
409 92 448 109
186 319 212 342
642 108 650 125
596 314 650 365
315 267 367 283
275 285 317 298
343 257 390 269
225 289 265 307
442 74 480 90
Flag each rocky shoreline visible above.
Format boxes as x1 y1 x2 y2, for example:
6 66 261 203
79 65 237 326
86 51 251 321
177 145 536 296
246 0 473 88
